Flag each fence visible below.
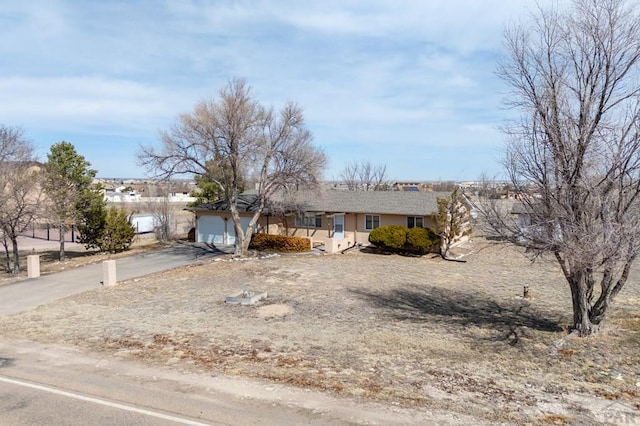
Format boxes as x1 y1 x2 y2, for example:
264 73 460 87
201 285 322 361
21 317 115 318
20 223 78 243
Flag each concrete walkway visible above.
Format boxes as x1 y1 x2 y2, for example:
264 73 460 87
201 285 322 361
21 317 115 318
0 243 231 316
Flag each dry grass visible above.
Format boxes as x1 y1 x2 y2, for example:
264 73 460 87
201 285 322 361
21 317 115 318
0 239 638 424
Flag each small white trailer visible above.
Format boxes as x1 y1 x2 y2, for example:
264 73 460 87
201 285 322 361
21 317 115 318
130 214 156 234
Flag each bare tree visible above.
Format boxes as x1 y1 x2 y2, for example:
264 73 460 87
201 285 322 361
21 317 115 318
139 78 327 255
147 189 178 243
0 229 9 273
339 161 390 191
483 0 640 336
0 127 42 273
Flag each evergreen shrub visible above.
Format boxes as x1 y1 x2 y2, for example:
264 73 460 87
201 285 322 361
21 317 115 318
249 233 310 252
407 226 440 254
368 225 408 250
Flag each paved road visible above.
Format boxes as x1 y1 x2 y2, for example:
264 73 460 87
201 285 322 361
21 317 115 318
0 379 189 426
0 243 230 316
0 341 430 426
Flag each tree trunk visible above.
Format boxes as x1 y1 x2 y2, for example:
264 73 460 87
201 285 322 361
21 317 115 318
568 274 598 336
233 232 243 256
440 238 452 259
11 237 20 274
241 228 252 255
589 297 609 326
2 241 10 273
229 206 244 256
59 222 66 261
240 210 262 256
232 220 255 256
589 260 633 325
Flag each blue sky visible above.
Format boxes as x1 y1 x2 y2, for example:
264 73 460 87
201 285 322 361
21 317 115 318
0 1 551 181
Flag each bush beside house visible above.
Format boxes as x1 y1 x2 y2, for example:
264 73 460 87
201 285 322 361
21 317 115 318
406 226 440 254
369 225 440 255
369 225 408 250
249 233 311 253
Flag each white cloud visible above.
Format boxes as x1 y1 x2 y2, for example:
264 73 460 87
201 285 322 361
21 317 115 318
0 77 192 132
0 0 559 178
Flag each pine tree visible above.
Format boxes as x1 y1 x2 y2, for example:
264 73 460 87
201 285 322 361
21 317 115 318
43 142 96 260
98 207 135 253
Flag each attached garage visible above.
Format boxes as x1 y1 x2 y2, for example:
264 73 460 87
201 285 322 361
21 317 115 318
188 194 262 246
196 215 251 245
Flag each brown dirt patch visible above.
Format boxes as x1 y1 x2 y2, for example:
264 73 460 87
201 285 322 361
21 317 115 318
256 304 292 318
0 239 638 424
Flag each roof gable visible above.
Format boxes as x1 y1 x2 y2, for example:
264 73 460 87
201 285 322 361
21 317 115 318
188 193 260 213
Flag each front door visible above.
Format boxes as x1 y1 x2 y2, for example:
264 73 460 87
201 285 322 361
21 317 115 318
333 214 345 239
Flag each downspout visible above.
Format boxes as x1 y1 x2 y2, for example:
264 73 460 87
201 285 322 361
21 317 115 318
355 213 358 244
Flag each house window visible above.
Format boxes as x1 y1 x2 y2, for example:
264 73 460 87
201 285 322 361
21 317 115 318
295 214 322 228
407 216 424 228
365 214 380 231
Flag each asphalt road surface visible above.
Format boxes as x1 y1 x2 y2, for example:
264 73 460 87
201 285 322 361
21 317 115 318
0 341 430 426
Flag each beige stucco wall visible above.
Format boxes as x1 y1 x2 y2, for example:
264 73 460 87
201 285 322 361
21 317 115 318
196 210 469 252
375 214 437 229
256 213 439 247
257 215 337 246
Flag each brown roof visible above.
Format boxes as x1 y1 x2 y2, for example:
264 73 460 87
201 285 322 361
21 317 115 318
189 190 452 216
278 190 450 216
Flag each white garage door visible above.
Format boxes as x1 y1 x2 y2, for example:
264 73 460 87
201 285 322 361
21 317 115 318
197 216 251 245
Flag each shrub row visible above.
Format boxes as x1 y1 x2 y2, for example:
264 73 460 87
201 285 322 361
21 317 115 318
369 225 440 254
249 233 311 252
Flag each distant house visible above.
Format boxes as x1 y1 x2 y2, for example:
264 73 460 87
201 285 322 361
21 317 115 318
189 190 470 252
511 201 559 243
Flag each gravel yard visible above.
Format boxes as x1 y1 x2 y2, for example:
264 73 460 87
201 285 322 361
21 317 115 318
0 239 638 425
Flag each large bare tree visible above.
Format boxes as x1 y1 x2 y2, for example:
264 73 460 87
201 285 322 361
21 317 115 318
339 161 390 191
139 78 327 255
0 126 43 273
483 0 640 336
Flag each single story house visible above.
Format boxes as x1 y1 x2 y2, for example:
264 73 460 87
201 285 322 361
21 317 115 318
189 190 465 252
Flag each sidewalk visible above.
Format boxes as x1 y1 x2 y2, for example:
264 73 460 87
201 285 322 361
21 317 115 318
0 242 231 316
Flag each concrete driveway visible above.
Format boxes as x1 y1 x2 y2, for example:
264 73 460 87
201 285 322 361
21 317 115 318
0 242 230 316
